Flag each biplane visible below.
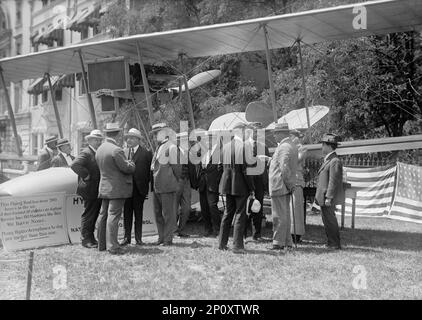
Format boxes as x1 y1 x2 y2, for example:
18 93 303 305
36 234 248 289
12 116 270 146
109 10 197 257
0 0 421 157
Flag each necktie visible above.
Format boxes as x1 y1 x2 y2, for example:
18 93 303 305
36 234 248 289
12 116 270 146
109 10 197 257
129 147 134 160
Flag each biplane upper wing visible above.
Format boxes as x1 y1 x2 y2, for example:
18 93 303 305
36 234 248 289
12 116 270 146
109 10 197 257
0 0 421 83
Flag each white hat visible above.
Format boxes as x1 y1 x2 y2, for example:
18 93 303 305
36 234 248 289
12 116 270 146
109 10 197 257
251 199 261 213
85 129 104 140
150 123 169 133
124 128 142 140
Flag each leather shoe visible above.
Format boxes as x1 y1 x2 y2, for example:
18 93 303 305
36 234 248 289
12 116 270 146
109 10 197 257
159 241 173 246
108 248 125 255
82 242 97 249
135 241 144 246
177 232 190 238
154 240 164 246
219 245 229 251
325 244 341 250
120 239 131 246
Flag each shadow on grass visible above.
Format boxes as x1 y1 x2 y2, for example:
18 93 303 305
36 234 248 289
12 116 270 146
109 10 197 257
170 241 212 249
303 224 422 252
124 246 164 255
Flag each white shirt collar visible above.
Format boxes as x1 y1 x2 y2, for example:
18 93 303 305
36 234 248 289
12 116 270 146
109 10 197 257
130 145 139 153
60 151 73 166
324 151 336 162
46 146 53 153
88 145 97 153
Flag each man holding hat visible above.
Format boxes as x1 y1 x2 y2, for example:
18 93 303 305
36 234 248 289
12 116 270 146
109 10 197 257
315 133 344 250
269 122 298 251
120 128 153 246
96 123 135 255
37 135 58 171
51 138 75 167
150 123 180 246
71 130 104 248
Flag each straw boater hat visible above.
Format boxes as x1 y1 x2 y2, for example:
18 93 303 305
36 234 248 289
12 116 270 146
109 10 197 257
319 133 341 146
150 123 169 133
56 138 71 148
45 135 58 144
103 123 122 132
124 128 142 140
273 122 290 132
85 129 104 140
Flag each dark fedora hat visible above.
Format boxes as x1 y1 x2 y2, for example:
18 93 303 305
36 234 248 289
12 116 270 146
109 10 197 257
320 133 341 146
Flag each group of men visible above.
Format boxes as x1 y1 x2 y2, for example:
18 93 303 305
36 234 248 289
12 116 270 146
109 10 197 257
36 120 344 255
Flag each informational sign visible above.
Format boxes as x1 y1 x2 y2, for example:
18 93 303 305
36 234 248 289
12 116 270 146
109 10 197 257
0 193 69 251
65 193 157 244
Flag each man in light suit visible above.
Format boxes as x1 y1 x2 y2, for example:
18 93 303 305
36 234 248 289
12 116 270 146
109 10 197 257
71 130 104 248
218 124 255 254
37 135 58 170
51 138 75 167
269 123 298 251
151 123 180 246
96 123 135 255
315 133 344 250
120 128 153 246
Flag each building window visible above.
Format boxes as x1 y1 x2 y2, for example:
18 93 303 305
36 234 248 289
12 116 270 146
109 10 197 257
15 37 22 55
14 82 22 113
32 133 44 156
79 79 87 95
81 27 89 40
33 94 39 106
0 88 8 115
16 1 22 26
55 88 62 101
42 90 48 103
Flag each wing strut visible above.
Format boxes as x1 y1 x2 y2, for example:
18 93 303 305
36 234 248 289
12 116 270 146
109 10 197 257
0 66 22 156
77 50 97 129
263 24 278 124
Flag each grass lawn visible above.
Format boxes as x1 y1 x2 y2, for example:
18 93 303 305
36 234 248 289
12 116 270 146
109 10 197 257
0 213 421 300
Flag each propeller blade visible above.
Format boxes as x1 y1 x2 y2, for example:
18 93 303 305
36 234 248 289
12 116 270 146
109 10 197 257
168 70 221 92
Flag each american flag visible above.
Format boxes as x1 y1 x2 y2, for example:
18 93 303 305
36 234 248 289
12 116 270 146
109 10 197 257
387 162 422 224
336 164 396 217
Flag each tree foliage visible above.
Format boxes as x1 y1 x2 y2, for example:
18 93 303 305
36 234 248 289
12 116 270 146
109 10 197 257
99 0 422 141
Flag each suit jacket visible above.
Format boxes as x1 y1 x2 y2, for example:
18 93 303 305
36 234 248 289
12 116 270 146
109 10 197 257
198 145 223 194
51 153 75 168
219 138 255 196
124 145 153 197
96 138 135 199
37 147 56 171
269 137 298 196
248 140 270 194
71 146 100 200
315 152 345 206
151 140 179 194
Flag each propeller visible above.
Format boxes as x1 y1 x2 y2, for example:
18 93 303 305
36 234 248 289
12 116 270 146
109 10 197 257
168 69 221 93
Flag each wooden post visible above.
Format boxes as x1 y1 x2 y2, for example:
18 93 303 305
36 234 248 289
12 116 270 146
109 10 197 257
297 40 311 129
136 41 154 127
45 73 64 138
262 25 278 124
179 54 196 130
26 251 34 300
77 50 97 129
0 66 22 156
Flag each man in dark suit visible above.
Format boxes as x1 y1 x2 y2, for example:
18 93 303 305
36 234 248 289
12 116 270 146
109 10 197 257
71 129 104 248
120 128 153 246
96 123 135 255
198 133 223 237
37 135 58 170
244 122 269 241
150 123 180 246
51 138 75 167
218 125 255 254
315 133 344 250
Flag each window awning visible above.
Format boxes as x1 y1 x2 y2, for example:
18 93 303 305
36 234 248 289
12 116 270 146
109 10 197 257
33 23 64 46
27 77 46 95
68 3 101 32
57 74 75 88
42 75 62 91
